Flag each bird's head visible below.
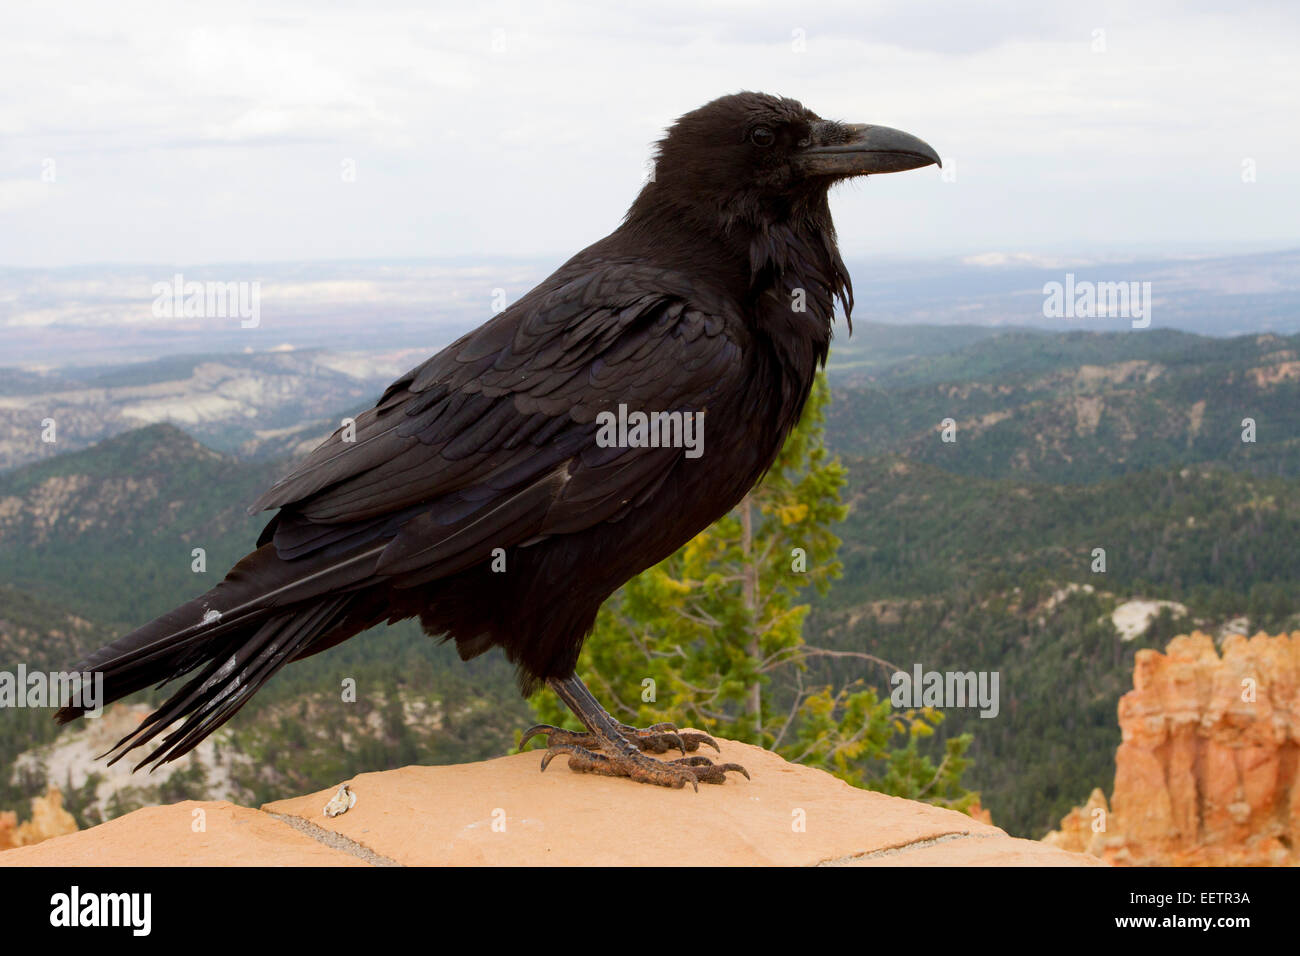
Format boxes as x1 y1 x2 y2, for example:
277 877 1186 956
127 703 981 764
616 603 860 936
626 91 940 236
621 92 939 335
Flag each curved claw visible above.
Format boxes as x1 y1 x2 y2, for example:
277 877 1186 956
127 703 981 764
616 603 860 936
692 762 749 784
519 723 559 751
668 766 699 792
672 756 749 783
680 731 720 753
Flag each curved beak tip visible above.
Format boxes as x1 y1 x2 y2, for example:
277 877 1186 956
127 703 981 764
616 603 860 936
799 123 941 178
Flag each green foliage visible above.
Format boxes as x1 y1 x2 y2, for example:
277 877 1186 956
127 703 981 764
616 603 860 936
0 586 118 818
806 586 1162 837
829 456 1300 615
0 424 281 629
60 772 106 829
826 328 1300 484
530 375 978 807
784 684 975 812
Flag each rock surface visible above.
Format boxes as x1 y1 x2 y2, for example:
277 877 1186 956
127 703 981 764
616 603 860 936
1045 631 1300 866
3 739 1097 866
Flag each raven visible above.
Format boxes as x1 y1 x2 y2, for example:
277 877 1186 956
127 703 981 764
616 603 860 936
57 92 938 789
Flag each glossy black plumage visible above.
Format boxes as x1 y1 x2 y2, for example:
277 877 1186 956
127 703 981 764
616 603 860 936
56 93 939 772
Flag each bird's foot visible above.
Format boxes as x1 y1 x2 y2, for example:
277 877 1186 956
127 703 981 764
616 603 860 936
519 721 745 790
535 741 749 791
519 720 719 756
526 675 748 789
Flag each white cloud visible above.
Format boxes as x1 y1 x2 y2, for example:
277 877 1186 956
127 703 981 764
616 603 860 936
0 179 49 211
0 0 1297 265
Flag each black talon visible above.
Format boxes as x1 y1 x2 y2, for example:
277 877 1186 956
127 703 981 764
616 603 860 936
682 732 720 753
519 723 556 750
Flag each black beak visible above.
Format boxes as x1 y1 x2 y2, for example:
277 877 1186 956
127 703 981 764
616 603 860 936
796 123 941 178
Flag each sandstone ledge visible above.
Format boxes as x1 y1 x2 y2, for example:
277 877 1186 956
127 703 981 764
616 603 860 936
2 739 1100 867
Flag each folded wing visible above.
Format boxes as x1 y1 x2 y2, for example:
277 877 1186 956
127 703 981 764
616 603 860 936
249 260 746 584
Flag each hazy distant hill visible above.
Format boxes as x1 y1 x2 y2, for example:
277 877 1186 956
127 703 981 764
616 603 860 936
0 349 419 472
824 320 1033 382
4 250 1297 371
839 247 1300 337
0 323 1019 474
0 260 542 367
829 455 1300 612
827 328 1300 483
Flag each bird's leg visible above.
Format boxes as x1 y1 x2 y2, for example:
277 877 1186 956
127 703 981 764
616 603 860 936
519 674 749 790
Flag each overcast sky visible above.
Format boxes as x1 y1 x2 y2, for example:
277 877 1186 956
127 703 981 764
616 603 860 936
1 0 1297 268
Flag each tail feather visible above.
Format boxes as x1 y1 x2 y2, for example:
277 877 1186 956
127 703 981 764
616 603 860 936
55 542 380 769
106 594 355 770
64 543 379 686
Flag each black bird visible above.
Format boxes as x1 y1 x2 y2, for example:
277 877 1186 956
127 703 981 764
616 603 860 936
57 92 938 789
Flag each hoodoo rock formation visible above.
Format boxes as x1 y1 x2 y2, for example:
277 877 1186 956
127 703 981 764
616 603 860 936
0 786 79 850
1045 631 1299 866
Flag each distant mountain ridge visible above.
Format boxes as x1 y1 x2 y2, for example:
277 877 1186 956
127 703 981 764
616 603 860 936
839 247 1300 337
0 349 418 472
827 328 1300 483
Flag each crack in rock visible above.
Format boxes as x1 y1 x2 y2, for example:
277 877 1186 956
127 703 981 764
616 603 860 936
265 811 402 867
817 830 997 866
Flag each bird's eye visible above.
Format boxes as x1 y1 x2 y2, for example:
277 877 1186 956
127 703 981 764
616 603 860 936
749 126 775 147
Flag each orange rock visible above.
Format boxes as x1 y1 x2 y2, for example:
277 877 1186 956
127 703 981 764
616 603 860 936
0 811 17 851
14 787 79 847
966 800 993 826
0 787 79 850
1049 630 1300 866
1043 788 1109 857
